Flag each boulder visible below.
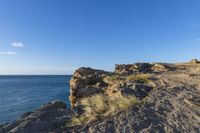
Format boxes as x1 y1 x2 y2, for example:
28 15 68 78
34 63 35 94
151 63 168 72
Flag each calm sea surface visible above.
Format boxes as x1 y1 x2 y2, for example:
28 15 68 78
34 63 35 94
0 75 71 124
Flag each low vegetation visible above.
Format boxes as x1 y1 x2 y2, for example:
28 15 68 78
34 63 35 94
104 74 123 82
104 73 150 83
70 94 139 125
125 74 150 83
70 73 150 126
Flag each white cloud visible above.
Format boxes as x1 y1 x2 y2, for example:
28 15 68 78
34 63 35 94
0 51 18 55
12 42 23 48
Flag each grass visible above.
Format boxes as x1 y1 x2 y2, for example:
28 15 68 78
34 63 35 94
104 74 150 83
104 74 124 82
69 73 150 126
125 74 150 83
70 94 139 125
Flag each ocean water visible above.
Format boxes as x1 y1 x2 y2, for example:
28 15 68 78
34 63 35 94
0 75 71 124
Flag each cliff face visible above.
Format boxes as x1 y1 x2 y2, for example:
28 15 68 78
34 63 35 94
69 63 171 109
69 67 110 108
66 61 200 133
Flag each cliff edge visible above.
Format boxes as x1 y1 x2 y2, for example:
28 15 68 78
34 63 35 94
66 60 200 133
1 59 200 133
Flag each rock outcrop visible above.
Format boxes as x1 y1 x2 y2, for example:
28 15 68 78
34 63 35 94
69 67 110 108
69 65 160 109
115 63 153 74
0 101 71 133
64 62 200 133
69 63 175 110
115 63 171 75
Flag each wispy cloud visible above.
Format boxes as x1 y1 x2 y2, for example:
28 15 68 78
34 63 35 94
0 51 18 55
12 42 23 48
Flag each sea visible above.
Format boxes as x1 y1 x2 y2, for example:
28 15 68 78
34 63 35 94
0 75 71 125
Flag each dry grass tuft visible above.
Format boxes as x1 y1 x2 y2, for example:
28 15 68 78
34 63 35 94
104 74 150 83
70 94 139 125
125 74 150 83
104 75 124 82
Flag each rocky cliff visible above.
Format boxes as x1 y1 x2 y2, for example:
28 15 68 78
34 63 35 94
1 60 200 133
65 60 200 133
69 67 111 108
69 63 172 109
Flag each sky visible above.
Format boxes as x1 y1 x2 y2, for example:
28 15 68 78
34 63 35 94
0 0 200 75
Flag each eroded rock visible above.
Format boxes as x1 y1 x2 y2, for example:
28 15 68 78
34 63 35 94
115 63 173 74
69 67 110 108
0 101 71 133
115 63 153 75
151 63 168 72
64 63 200 133
69 66 157 110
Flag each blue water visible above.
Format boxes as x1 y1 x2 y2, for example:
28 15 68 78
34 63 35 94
0 75 71 124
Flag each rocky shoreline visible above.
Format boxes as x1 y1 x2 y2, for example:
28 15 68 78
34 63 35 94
0 101 71 133
1 60 200 133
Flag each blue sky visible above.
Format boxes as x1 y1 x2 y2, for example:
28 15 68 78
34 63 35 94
0 0 200 75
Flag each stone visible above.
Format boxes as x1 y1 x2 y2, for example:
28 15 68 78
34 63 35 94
151 63 168 72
